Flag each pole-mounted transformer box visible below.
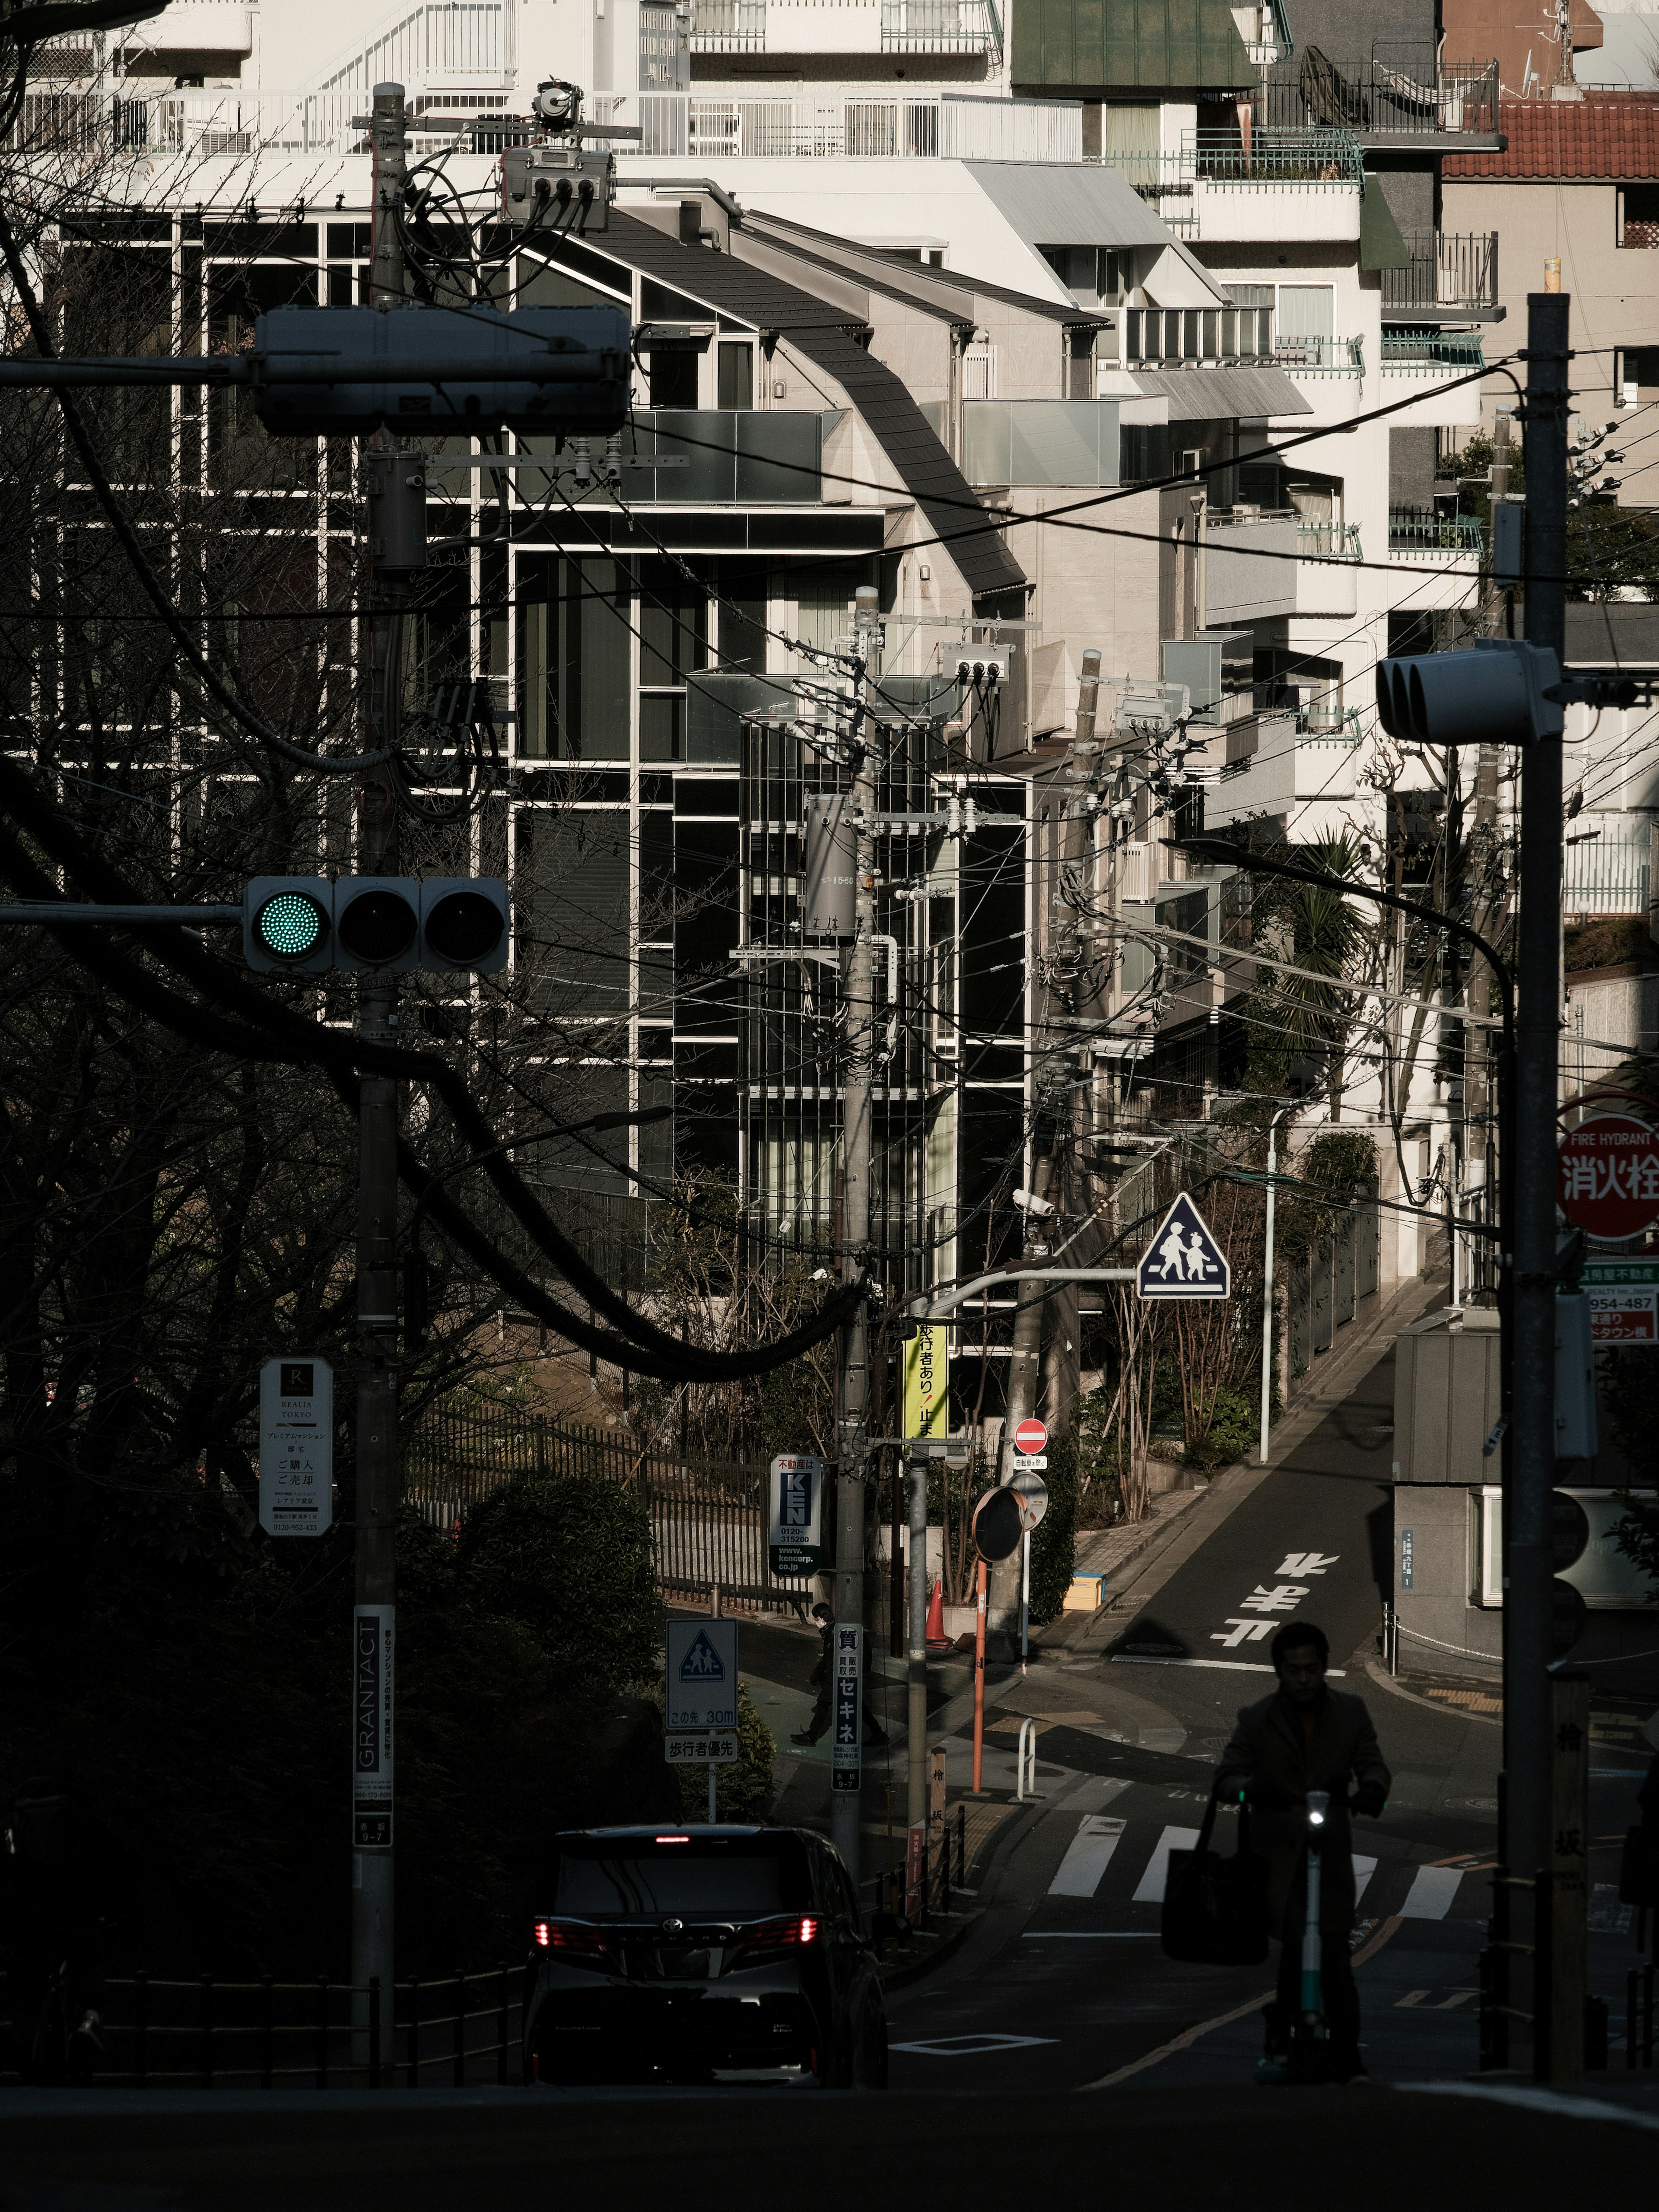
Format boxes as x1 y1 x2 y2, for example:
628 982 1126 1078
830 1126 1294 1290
249 305 630 437
802 792 856 940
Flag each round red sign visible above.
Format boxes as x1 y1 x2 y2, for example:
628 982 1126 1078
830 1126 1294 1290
1013 1417 1048 1456
1557 1112 1659 1239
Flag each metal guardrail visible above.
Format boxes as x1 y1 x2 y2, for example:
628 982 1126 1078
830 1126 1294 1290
1381 330 1486 368
403 1409 820 1614
1106 128 1364 193
1380 232 1500 318
1259 53 1498 137
1388 507 1484 554
0 1967 521 2091
1297 521 1363 559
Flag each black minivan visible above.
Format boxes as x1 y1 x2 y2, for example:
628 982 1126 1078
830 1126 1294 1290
523 1824 889 2088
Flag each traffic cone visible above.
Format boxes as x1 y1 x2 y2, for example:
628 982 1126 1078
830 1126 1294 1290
926 1578 947 1649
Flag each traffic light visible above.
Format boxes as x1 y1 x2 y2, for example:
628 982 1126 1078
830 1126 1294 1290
334 879 420 974
420 879 509 974
249 306 630 438
243 877 509 973
244 877 333 973
1374 637 1563 747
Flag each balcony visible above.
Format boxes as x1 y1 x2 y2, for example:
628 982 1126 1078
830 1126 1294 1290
880 0 999 54
1380 232 1501 323
1389 507 1483 554
1256 48 1500 146
1298 522 1362 559
640 90 1080 160
691 0 767 53
1380 330 1485 369
1123 309 1362 379
1100 131 1364 245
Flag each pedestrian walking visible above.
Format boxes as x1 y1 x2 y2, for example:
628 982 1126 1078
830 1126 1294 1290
1214 1620 1389 2084
791 1603 889 1748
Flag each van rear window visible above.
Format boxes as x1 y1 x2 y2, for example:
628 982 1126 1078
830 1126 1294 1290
553 1840 810 1916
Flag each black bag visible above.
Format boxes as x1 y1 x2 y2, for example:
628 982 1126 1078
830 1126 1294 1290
1161 1787 1270 1964
1619 1824 1659 1908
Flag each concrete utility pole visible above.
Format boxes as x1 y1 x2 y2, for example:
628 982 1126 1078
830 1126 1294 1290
989 652 1100 1642
1512 289 1569 2071
831 582 882 1882
352 79 411 2054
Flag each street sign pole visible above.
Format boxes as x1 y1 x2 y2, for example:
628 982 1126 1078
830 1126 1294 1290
352 80 410 2058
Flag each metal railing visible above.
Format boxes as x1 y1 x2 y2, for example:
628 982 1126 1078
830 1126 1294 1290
1122 310 1360 374
1 85 530 159
1388 507 1484 554
404 1408 820 1613
1563 839 1651 917
0 1966 521 2090
641 89 1077 161
691 0 768 49
1272 334 1365 374
1297 521 1363 559
1259 51 1497 137
1380 231 1499 317
1381 329 1486 369
880 0 996 50
1104 128 1363 195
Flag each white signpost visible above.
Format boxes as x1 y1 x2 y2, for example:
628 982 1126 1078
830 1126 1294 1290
258 1357 334 1537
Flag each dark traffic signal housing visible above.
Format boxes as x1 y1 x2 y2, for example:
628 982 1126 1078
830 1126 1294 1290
1375 637 1564 747
243 878 509 974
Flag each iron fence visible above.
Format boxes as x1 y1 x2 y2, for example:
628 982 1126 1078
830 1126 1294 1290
1563 839 1652 917
0 1966 521 2090
1259 52 1498 137
1381 329 1485 368
1389 507 1484 554
1380 232 1499 318
403 1408 821 1614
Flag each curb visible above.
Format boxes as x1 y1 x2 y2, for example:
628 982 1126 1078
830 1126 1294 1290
1361 1655 1503 1726
875 1792 1046 1991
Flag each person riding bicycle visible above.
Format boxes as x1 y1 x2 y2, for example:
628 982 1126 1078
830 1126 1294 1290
1 1771 107 2082
1214 1621 1390 2084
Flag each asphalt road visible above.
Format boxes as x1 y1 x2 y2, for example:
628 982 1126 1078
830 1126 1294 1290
1109 1343 1398 1675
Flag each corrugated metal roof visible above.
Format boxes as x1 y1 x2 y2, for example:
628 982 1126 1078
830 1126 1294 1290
1130 365 1314 419
1443 95 1659 180
961 160 1182 251
534 212 1026 601
1012 0 1253 91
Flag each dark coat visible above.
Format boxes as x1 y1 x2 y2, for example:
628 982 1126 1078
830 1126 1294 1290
1214 1687 1391 1936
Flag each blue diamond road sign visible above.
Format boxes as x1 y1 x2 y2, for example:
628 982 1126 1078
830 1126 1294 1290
665 1619 739 1731
1138 1193 1231 1300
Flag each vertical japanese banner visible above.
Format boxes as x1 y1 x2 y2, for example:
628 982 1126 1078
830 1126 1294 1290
353 1605 394 1847
831 1621 862 1796
906 1820 925 1926
903 1325 949 1441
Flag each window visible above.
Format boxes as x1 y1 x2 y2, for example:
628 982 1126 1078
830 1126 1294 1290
717 340 753 410
519 555 632 760
649 350 699 408
1277 285 1334 338
1620 183 1659 248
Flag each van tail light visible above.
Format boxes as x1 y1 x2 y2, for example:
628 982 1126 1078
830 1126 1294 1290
737 1914 819 1954
533 1919 612 1962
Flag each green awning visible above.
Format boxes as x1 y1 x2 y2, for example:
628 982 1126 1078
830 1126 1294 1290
1359 172 1411 271
1012 0 1254 90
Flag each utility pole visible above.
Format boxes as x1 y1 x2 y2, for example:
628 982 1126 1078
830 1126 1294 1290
1512 287 1570 2071
831 582 881 1883
989 652 1100 1642
352 79 410 2054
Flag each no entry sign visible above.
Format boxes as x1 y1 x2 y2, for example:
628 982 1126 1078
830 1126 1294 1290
1013 1418 1048 1456
1557 1113 1659 1240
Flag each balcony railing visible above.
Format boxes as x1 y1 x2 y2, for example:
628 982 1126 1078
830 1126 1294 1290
1389 507 1483 554
1123 308 1361 378
1297 522 1362 559
640 90 1079 161
1258 49 1498 138
1102 129 1363 205
1380 329 1485 369
691 0 767 51
2 86 533 158
1380 232 1499 319
880 0 997 52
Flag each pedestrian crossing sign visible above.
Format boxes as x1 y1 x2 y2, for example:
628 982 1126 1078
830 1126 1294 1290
665 1619 739 1731
1138 1193 1231 1300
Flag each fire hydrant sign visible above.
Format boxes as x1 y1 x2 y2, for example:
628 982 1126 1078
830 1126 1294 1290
1558 1114 1659 1241
259 1357 333 1537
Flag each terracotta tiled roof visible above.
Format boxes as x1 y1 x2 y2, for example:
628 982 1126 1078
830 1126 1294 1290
1444 95 1659 180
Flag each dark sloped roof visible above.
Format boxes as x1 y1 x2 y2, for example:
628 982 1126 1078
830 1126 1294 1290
786 327 1026 597
1129 365 1314 419
537 211 1027 601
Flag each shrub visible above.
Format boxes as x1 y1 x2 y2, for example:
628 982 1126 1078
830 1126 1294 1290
457 1471 659 1688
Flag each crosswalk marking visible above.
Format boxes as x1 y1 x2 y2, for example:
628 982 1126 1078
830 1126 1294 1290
1401 1865 1465 1920
1048 1816 1126 1898
1354 1855 1378 1904
1131 1824 1202 1904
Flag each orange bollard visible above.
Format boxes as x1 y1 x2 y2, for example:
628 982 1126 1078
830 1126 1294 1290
926 1577 945 1647
971 1557 987 1794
